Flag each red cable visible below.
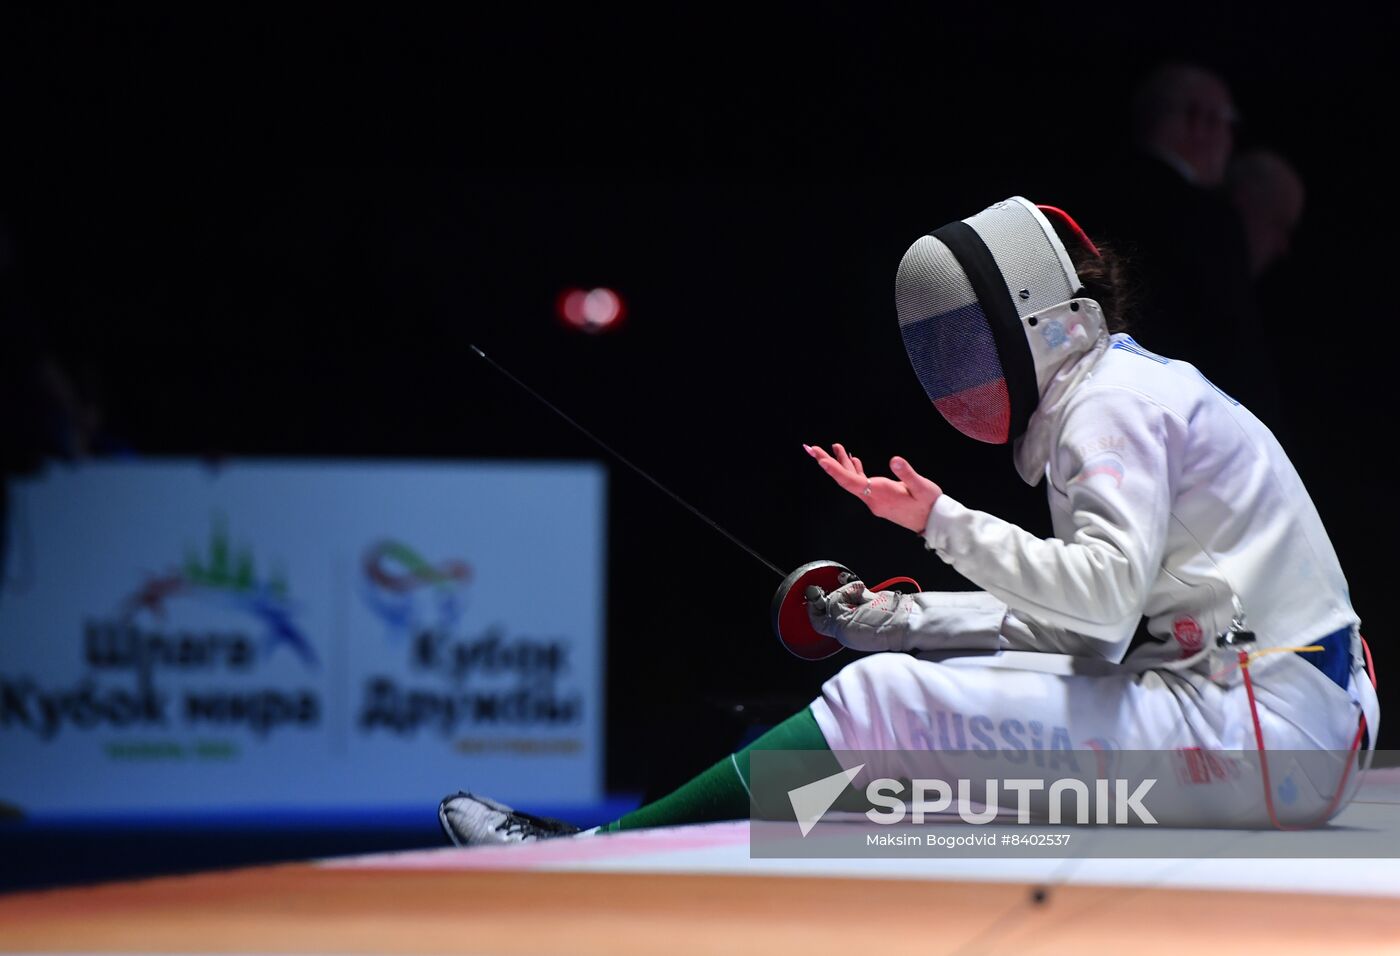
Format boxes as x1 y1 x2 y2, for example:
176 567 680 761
1036 204 1102 259
869 576 921 593
1242 635 1375 831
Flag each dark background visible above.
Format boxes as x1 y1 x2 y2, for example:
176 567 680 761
1 2 1395 886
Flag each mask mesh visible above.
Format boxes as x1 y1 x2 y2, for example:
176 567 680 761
964 201 1079 318
896 236 1011 443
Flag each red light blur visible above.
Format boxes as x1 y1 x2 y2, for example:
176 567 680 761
556 287 626 333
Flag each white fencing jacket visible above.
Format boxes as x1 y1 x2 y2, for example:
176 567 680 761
919 332 1359 673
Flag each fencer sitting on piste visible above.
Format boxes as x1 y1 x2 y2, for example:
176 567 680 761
439 197 1378 844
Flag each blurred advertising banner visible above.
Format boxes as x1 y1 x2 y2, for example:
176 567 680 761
0 460 606 816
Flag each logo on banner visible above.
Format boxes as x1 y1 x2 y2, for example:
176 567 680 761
359 541 473 640
1 518 320 742
356 540 583 740
124 520 316 667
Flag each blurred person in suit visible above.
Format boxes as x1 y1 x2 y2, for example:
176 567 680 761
1086 62 1286 433
1229 149 1306 279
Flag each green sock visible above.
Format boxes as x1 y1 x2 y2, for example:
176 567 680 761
600 706 832 832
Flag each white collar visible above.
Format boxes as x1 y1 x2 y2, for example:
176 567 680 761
1013 332 1112 486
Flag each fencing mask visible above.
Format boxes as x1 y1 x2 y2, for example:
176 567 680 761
895 197 1107 444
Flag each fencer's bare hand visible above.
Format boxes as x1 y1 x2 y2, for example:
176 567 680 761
804 443 942 534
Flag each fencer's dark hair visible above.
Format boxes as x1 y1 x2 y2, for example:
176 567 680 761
1053 225 1136 334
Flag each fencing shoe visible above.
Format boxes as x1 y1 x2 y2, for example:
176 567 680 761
438 792 582 846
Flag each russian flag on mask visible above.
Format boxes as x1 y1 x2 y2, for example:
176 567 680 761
900 301 1011 444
